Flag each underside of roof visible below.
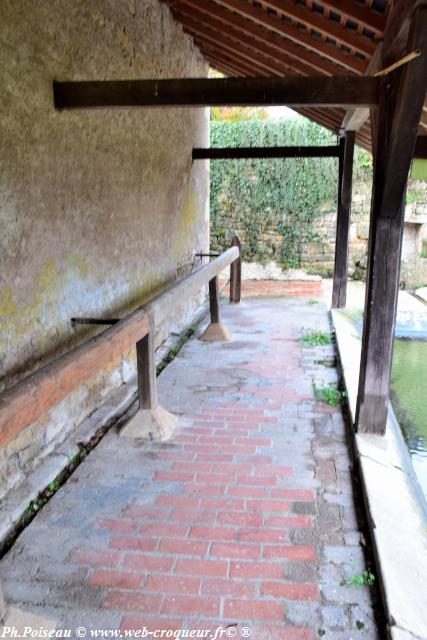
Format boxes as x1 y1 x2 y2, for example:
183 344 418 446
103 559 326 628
160 0 427 151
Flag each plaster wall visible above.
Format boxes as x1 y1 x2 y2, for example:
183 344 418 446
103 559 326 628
0 0 209 497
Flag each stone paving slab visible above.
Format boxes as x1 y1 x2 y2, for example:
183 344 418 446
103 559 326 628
333 309 427 640
0 299 381 639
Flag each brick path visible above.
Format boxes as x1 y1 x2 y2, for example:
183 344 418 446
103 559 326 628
0 298 381 639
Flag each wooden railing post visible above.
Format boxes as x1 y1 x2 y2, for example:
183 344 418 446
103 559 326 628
136 310 158 411
121 309 177 439
209 276 221 325
230 234 242 303
200 274 232 342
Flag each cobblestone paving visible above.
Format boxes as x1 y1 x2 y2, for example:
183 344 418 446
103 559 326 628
0 298 382 639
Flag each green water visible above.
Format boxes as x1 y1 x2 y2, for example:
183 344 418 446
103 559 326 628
391 339 427 499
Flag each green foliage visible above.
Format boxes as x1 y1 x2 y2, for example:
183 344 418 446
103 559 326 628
341 570 375 587
315 384 348 407
210 117 373 265
299 331 331 346
406 191 424 204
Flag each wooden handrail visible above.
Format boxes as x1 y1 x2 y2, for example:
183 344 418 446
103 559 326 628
0 241 241 448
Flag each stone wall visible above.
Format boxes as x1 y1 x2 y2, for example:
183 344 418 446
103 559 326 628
211 179 427 286
0 0 209 498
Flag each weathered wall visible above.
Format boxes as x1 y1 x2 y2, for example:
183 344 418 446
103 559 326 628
0 0 209 497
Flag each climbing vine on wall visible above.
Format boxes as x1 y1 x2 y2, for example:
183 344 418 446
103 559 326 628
210 117 371 266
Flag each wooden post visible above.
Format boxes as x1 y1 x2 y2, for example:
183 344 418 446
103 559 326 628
121 310 178 439
209 276 221 324
332 131 355 309
230 235 242 303
355 6 427 434
136 311 157 411
200 275 231 342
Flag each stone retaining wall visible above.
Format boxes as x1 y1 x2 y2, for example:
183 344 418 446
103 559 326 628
211 180 427 287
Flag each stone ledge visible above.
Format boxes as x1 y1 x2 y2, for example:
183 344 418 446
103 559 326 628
332 309 427 640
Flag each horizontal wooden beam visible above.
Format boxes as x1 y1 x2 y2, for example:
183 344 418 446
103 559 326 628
0 306 150 448
192 146 340 159
53 77 381 109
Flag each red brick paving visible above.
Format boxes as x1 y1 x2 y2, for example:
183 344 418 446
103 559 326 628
73 329 319 639
0 298 380 638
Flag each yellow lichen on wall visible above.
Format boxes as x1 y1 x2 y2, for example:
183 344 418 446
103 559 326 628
173 189 201 263
0 286 18 317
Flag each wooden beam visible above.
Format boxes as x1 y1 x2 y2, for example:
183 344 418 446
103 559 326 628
340 108 370 132
165 0 345 77
332 132 355 309
53 77 381 109
258 0 375 57
316 0 386 35
355 6 427 434
206 0 366 74
0 306 150 448
146 246 239 327
192 146 340 159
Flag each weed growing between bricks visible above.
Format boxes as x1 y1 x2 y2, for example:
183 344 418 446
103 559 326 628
0 321 201 560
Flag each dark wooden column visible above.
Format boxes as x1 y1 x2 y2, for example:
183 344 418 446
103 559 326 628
355 5 427 434
332 132 355 309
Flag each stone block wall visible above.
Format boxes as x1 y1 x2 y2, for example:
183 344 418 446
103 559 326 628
0 0 209 499
211 179 427 285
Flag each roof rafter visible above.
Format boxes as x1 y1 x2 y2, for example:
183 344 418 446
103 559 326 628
173 13 303 77
170 6 317 76
257 0 376 57
165 0 346 76
206 0 367 74
318 0 386 34
199 43 277 78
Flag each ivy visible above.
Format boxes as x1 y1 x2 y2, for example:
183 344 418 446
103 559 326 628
210 118 372 265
